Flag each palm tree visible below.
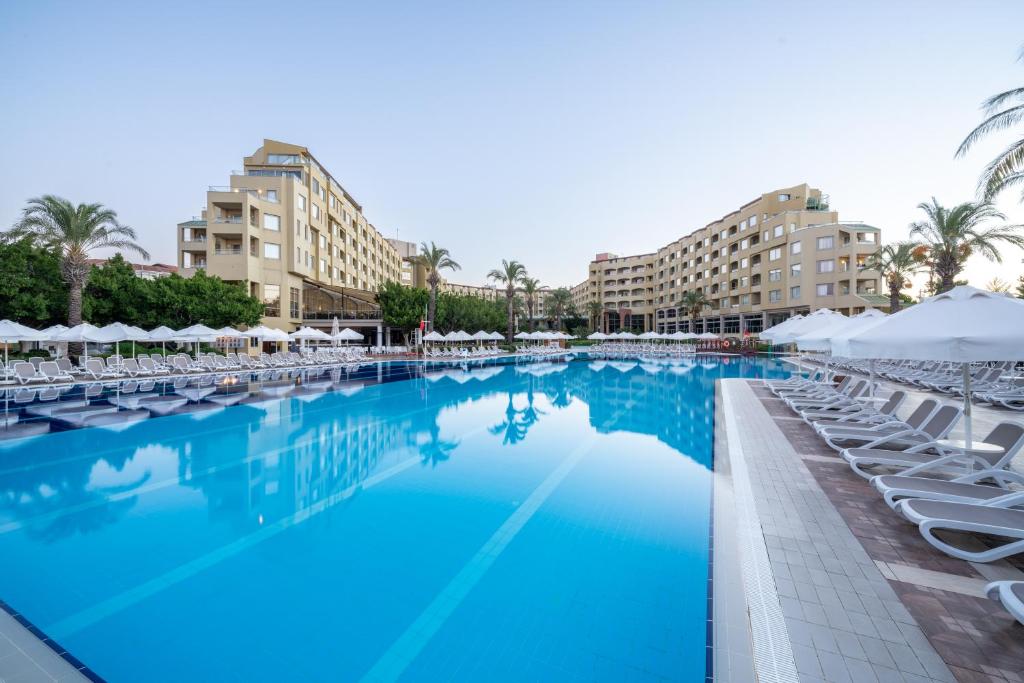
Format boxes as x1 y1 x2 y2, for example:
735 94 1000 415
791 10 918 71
413 241 460 332
986 277 1011 293
546 288 572 331
520 277 542 332
487 260 528 342
4 196 149 333
678 289 711 334
956 49 1024 200
860 242 922 313
908 198 1024 293
586 301 603 332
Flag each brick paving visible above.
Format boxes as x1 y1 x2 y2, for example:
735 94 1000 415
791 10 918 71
754 382 1024 683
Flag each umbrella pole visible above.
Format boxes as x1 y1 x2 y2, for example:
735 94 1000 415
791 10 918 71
963 363 973 449
869 359 876 399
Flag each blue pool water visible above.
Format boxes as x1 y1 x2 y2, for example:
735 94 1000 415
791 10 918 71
0 354 789 681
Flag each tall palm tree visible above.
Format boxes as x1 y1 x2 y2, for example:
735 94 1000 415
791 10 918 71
4 196 149 331
546 288 572 331
520 277 542 332
860 242 922 313
908 198 1024 293
413 241 460 332
487 260 528 342
678 289 711 334
586 301 603 332
956 49 1024 200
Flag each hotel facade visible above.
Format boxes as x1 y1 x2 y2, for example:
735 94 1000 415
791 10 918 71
572 184 888 335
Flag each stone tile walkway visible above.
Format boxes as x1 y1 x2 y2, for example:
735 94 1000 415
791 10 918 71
751 379 1024 682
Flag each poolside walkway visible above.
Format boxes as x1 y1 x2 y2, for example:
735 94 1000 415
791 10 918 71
0 603 90 682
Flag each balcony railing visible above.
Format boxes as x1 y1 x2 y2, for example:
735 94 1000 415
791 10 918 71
214 247 242 256
303 309 382 321
213 217 243 224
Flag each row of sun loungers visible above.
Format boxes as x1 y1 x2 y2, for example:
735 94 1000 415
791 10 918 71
2 348 372 385
768 372 1024 624
588 342 696 358
424 346 508 359
824 358 1024 410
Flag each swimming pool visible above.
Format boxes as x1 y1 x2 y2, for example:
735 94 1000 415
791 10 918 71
0 354 790 681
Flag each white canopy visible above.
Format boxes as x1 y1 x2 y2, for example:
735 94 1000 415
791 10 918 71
422 331 445 342
0 320 44 343
55 323 104 343
697 332 719 340
471 330 491 340
243 325 290 342
290 326 331 341
765 309 842 344
146 326 182 342
216 326 244 337
95 322 145 343
638 331 660 340
334 328 365 341
488 331 505 341
794 309 884 352
514 331 531 340
616 331 638 340
177 324 219 341
40 324 68 338
759 313 805 342
444 331 461 342
845 286 1024 362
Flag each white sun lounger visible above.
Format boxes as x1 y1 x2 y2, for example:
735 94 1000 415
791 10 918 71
986 581 1024 625
897 496 1024 562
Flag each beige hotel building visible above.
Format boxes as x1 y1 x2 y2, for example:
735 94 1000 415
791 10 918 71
177 140 412 345
572 184 888 335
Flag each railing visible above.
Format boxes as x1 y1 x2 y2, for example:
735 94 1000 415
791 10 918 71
213 217 243 223
240 169 303 180
214 247 242 256
303 309 382 321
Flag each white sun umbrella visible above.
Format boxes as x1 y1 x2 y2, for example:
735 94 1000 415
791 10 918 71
845 286 1024 447
330 316 340 347
768 309 840 345
638 331 660 340
759 313 805 342
178 324 219 359
334 328 365 343
95 322 144 359
514 331 531 340
471 330 490 346
697 332 719 340
290 326 331 350
214 326 243 352
422 330 445 342
55 323 106 363
0 320 45 371
146 325 181 357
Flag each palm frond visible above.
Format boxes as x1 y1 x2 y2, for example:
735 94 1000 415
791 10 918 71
957 104 1024 156
980 136 1024 199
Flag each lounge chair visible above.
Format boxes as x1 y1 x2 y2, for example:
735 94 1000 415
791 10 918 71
837 405 963 477
871 423 1024 507
85 358 120 380
897 496 1024 562
817 399 940 450
39 361 74 383
804 390 906 428
986 581 1024 625
13 362 48 385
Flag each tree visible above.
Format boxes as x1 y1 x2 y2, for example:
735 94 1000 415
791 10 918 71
413 242 459 332
487 260 528 343
678 290 711 333
861 242 922 313
986 277 1011 293
377 281 429 346
545 288 572 331
908 198 1024 293
0 238 67 327
586 301 603 332
4 196 149 333
520 277 542 332
434 293 505 333
956 49 1024 201
83 254 146 325
1017 275 1024 299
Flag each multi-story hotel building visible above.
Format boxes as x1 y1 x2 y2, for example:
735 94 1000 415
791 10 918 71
574 184 887 335
177 140 406 344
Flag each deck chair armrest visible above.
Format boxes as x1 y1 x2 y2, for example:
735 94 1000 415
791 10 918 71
983 491 1024 508
953 469 1024 488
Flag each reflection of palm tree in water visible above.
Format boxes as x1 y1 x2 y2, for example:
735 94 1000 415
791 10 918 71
490 384 547 445
420 423 459 468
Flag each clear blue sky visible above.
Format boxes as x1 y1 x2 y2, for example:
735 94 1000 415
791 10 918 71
2 0 1024 292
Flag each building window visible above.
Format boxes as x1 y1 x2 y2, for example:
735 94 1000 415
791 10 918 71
264 214 280 231
263 284 280 317
768 269 782 282
768 248 782 261
816 259 834 273
320 258 327 273
267 154 300 164
312 178 320 197
739 220 747 231
817 236 834 250
790 286 801 299
265 190 278 202
297 195 307 211
778 193 791 201
773 225 784 238
816 283 834 297
791 241 802 255
264 242 281 260
311 204 320 221
768 289 781 303
289 288 300 318
790 263 801 277
750 215 758 227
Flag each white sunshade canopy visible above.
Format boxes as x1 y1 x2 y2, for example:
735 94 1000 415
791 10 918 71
765 309 842 344
40 324 68 338
844 286 1024 362
177 324 220 341
488 331 504 340
638 331 660 340
794 309 884 352
759 313 805 342
443 331 462 342
55 323 104 342
290 326 331 341
422 331 445 342
588 332 607 340
95 322 148 343
146 325 182 342
216 326 244 337
0 320 45 343
471 330 491 340
697 332 720 340
616 331 638 339
514 331 531 340
243 325 290 342
334 328 365 341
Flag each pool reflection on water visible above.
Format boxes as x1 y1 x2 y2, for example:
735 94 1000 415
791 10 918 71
0 355 789 682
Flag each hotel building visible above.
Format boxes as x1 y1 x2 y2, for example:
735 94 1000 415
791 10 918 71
573 184 887 335
177 140 405 345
